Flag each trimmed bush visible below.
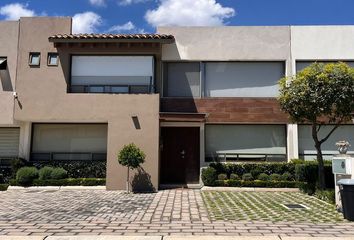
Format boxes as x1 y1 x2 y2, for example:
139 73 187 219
218 173 227 181
215 180 300 188
0 184 8 191
50 168 68 180
32 160 106 178
38 167 54 180
315 189 335 204
13 178 107 186
281 172 293 181
16 167 38 186
269 173 282 181
201 167 217 186
257 173 270 181
242 173 253 181
0 174 4 184
230 173 240 180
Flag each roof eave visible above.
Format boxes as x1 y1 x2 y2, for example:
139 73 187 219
48 38 175 44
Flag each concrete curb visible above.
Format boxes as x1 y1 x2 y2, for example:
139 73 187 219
1 236 354 240
201 186 300 192
7 186 106 191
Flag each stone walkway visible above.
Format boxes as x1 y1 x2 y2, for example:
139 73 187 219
0 189 353 237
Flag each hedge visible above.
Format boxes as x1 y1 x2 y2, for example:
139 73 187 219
32 160 106 178
10 178 106 186
0 184 8 191
314 189 335 204
215 180 301 188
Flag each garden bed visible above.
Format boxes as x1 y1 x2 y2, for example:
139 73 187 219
9 178 106 187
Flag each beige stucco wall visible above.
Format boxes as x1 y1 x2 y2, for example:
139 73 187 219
158 26 292 76
0 21 19 125
14 17 160 190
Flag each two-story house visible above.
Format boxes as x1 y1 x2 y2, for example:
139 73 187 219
0 17 353 190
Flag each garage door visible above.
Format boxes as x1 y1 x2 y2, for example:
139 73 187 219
0 128 20 157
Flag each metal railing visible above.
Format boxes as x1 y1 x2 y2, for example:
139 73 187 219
206 152 287 163
30 152 107 161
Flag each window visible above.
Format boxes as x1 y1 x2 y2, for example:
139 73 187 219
29 52 40 66
70 56 154 94
163 62 201 97
0 57 7 70
47 53 59 66
205 125 287 162
298 125 354 160
0 128 20 158
205 62 285 97
31 124 108 161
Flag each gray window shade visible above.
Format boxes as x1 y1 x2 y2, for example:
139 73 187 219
32 124 107 153
298 125 354 160
205 125 286 161
205 62 284 97
164 62 200 97
296 61 354 72
0 128 20 157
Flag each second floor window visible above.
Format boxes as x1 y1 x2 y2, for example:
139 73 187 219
70 56 154 94
29 52 40 66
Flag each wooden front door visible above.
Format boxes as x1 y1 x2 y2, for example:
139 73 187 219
160 127 200 184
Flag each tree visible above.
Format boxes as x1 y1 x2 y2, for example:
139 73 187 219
118 143 146 193
278 62 354 189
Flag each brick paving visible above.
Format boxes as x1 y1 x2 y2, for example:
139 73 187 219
0 189 353 237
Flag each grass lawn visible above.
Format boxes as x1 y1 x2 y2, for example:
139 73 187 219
202 191 344 223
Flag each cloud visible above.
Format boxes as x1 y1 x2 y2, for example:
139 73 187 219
108 21 145 33
145 0 235 27
118 0 149 6
72 12 102 33
89 0 106 7
0 3 36 20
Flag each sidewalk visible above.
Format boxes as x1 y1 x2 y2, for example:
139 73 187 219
1 236 354 239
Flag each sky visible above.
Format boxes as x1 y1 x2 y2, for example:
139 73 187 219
0 0 354 34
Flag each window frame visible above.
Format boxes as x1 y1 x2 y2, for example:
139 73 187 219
29 52 41 66
47 52 59 66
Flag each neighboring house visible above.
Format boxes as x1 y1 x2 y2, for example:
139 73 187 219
0 17 353 190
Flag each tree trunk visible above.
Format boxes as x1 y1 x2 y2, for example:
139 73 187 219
312 124 326 190
126 167 130 193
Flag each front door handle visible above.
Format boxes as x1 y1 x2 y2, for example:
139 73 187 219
180 150 185 159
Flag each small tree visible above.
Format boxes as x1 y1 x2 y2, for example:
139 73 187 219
278 62 354 189
118 143 145 193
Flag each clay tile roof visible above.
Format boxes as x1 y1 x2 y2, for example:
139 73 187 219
49 33 175 43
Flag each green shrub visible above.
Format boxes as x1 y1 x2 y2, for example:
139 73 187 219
11 158 30 178
38 167 54 180
281 172 293 181
295 162 334 189
216 180 300 188
0 184 8 191
290 159 306 164
32 160 106 178
50 168 68 180
118 143 145 169
209 162 296 178
298 182 316 195
0 174 4 184
257 173 270 181
218 173 227 181
201 167 217 186
12 178 106 186
269 173 282 181
242 173 253 181
315 189 335 204
16 167 38 186
230 173 240 180
250 168 262 179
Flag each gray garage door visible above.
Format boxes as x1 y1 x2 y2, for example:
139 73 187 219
0 128 20 157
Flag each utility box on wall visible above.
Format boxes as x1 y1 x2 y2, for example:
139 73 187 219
332 156 354 211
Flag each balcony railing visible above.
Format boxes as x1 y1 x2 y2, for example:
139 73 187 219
70 84 154 94
31 152 107 161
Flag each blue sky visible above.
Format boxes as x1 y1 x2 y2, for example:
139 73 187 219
0 0 354 34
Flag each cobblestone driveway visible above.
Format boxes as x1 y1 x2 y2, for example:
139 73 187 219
0 189 353 237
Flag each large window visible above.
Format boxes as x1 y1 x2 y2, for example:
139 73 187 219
163 62 200 97
298 125 354 160
205 62 284 97
296 61 354 72
71 56 154 94
31 124 107 161
205 125 287 162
